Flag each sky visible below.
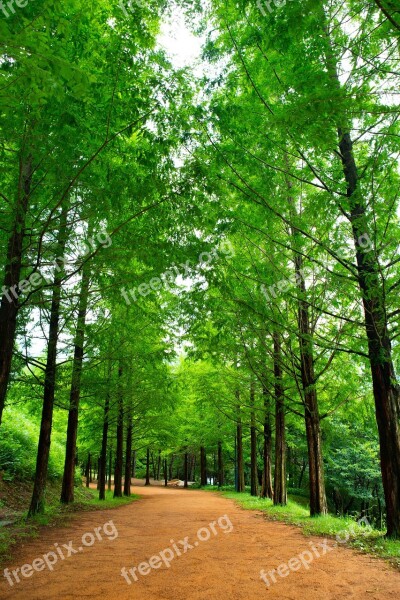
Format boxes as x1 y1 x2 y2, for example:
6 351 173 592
158 8 204 71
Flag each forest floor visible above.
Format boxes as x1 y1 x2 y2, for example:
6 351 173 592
0 481 400 599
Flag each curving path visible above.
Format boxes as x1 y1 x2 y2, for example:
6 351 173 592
1 482 399 599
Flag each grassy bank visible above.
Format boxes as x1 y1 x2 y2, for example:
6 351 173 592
207 488 400 568
0 482 139 567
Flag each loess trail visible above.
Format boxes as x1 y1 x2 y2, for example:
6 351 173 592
1 482 399 599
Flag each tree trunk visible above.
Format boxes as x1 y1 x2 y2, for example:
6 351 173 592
324 28 400 535
123 419 132 497
151 451 156 480
184 452 189 488
99 389 110 501
131 450 136 479
108 449 112 491
28 204 68 517
250 382 258 497
0 153 33 426
200 446 207 486
236 405 245 492
261 380 274 499
217 440 224 488
288 197 327 515
156 449 161 481
60 260 90 504
164 458 168 487
342 130 400 537
145 448 151 486
273 331 287 505
85 453 91 488
113 366 124 498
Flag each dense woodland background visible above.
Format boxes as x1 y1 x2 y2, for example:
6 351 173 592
1 0 400 540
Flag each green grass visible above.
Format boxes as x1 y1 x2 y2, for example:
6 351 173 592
0 485 139 567
206 488 400 569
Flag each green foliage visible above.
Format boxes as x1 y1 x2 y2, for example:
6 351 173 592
0 412 65 481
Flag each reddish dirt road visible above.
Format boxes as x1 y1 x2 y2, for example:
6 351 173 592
1 483 400 599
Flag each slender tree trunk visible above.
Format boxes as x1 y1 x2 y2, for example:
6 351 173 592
114 366 124 498
131 450 136 479
108 449 112 491
60 260 90 504
28 205 68 517
151 451 156 480
298 285 327 516
190 455 196 482
184 452 189 488
123 418 132 497
217 440 224 488
236 401 245 492
164 458 168 487
99 389 110 501
342 132 400 536
85 453 91 488
156 449 161 481
286 170 327 515
273 331 287 505
250 382 258 497
200 446 207 486
168 455 174 481
0 153 33 426
260 373 274 499
298 459 307 488
324 26 400 534
145 448 151 486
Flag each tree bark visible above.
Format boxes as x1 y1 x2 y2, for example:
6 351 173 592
200 446 207 486
99 388 110 501
60 259 90 504
217 440 224 488
131 450 136 479
184 452 189 488
123 418 132 497
0 153 33 425
250 381 258 497
108 449 112 491
28 204 68 517
324 27 400 536
85 453 91 488
236 401 245 492
286 164 327 515
145 448 151 486
164 458 168 486
273 331 287 505
156 449 161 481
296 262 327 515
261 381 274 499
113 366 124 498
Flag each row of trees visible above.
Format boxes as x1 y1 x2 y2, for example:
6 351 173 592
0 0 399 541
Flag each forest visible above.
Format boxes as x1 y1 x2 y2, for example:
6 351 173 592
0 1 400 598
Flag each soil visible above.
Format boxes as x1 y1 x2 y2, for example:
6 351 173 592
0 481 399 599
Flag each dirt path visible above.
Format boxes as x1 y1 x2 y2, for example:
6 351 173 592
1 482 399 599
